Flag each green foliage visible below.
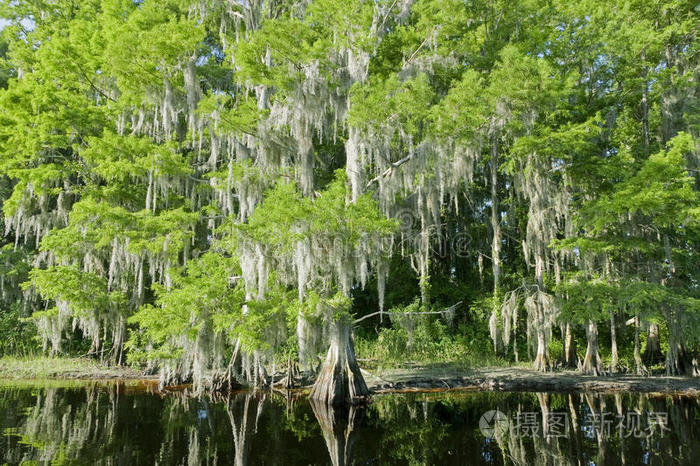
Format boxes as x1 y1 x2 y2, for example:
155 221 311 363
127 252 245 363
0 0 698 380
241 170 397 250
349 72 435 138
0 302 38 356
356 299 505 366
27 266 123 317
583 133 699 236
556 273 616 324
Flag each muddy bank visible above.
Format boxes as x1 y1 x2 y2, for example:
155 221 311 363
3 358 698 396
361 366 700 396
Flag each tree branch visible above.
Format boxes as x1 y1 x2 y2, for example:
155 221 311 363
365 153 413 188
353 301 462 325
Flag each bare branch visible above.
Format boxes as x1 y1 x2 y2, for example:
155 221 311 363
353 301 462 325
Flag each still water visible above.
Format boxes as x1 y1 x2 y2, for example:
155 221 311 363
0 381 698 465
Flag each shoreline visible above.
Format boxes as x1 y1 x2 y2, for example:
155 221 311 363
2 358 698 396
362 366 700 396
0 356 153 381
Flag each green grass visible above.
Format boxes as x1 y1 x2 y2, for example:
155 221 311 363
0 356 144 380
0 378 118 390
355 323 515 371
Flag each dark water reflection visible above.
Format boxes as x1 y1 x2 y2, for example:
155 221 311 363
0 382 698 465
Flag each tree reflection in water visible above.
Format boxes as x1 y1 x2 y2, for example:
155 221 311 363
309 399 363 466
0 383 698 465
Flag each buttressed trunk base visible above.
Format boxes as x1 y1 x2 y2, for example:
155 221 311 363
309 318 370 406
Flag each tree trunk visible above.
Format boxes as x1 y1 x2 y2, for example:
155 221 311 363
609 310 618 373
581 320 603 375
285 357 296 389
533 324 549 372
490 137 501 293
489 137 503 356
310 318 370 406
633 316 646 375
564 322 577 368
643 323 663 365
489 310 502 354
533 257 549 372
641 49 650 153
665 339 688 376
665 315 692 376
253 350 268 387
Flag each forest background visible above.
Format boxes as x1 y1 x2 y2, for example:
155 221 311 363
0 0 699 399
